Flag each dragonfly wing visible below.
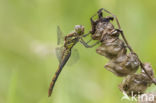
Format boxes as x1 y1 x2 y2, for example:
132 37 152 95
56 26 65 63
56 26 79 66
67 48 80 66
55 47 79 65
57 26 64 45
55 46 64 63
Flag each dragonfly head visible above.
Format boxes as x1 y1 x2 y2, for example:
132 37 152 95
75 25 84 35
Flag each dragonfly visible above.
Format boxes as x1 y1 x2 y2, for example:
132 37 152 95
55 26 79 66
48 25 99 97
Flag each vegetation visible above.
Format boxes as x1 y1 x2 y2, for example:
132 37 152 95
0 0 156 103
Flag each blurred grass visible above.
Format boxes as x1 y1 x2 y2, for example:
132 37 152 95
0 0 156 103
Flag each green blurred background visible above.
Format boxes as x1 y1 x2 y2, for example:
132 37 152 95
0 0 156 103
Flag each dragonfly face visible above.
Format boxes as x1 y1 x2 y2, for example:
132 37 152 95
64 25 84 49
74 25 84 36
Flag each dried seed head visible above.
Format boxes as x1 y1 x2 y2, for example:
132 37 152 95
142 63 154 78
119 74 152 96
125 53 140 71
96 38 126 59
88 9 156 100
104 53 139 77
91 22 115 40
119 64 154 96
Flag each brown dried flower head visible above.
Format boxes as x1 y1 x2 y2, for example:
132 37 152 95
119 63 154 96
105 53 140 77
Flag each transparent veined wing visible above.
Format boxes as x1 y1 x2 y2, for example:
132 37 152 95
67 48 80 66
55 46 64 63
55 26 79 66
57 26 64 45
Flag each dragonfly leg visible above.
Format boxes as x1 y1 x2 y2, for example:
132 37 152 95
83 32 91 37
80 38 100 48
86 38 93 44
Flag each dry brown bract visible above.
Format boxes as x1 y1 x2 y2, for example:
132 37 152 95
119 63 154 96
86 8 156 97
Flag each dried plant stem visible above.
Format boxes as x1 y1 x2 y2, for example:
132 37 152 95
120 31 156 85
105 7 156 84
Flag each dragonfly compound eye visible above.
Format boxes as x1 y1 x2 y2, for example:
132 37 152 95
75 25 84 35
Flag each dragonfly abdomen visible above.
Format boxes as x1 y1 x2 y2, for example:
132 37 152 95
48 49 71 97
